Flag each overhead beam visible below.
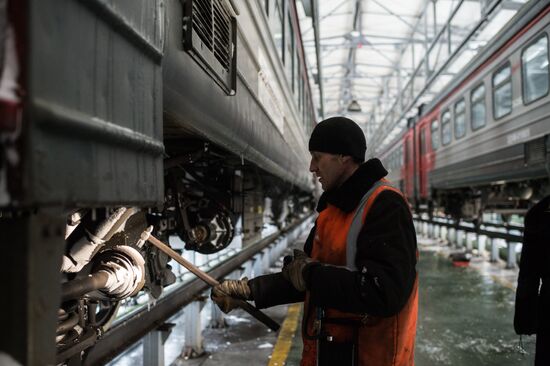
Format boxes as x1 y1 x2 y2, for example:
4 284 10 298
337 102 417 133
370 0 416 29
302 0 349 35
311 0 325 118
303 33 425 43
338 0 363 109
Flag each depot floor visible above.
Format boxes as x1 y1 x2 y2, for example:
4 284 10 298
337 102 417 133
111 237 537 366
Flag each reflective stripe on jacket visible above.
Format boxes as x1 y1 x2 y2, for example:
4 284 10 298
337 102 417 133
301 180 418 366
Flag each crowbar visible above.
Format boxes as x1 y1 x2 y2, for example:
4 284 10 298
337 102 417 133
138 227 281 331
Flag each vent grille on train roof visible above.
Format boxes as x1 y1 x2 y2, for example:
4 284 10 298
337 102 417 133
183 0 237 95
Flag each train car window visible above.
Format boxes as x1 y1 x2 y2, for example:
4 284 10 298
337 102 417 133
285 13 294 84
470 83 486 130
273 0 284 61
454 98 466 139
441 110 452 145
521 34 549 104
431 119 439 150
492 63 512 119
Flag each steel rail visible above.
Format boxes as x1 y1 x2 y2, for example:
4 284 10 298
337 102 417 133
414 216 523 243
84 215 312 365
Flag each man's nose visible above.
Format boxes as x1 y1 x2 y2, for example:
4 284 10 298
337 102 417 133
309 160 315 172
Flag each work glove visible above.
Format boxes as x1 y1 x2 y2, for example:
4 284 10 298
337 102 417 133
282 249 316 292
211 278 251 313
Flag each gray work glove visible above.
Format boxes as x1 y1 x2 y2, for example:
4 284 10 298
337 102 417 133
282 249 316 292
211 278 251 313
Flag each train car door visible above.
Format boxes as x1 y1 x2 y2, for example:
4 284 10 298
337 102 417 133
418 126 428 199
404 132 414 200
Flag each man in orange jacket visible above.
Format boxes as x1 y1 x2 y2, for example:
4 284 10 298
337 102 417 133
212 117 418 366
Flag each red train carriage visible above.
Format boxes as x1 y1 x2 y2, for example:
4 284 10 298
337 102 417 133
382 0 550 219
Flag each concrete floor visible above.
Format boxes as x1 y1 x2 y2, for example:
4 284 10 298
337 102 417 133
172 305 293 366
415 238 536 365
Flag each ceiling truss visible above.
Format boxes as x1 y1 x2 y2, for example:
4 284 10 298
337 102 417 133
299 0 529 156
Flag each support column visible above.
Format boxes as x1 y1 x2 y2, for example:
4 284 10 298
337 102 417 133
490 238 499 263
182 300 204 358
478 235 486 256
144 331 163 366
242 261 253 279
466 232 473 251
507 242 517 269
0 213 65 366
448 228 454 247
458 230 465 248
253 252 263 277
143 323 174 366
210 297 225 329
262 249 270 272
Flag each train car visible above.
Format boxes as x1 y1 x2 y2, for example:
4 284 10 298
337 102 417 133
0 0 316 364
379 129 405 193
383 0 550 219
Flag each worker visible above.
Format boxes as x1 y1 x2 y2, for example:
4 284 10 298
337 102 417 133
515 195 550 365
212 116 418 366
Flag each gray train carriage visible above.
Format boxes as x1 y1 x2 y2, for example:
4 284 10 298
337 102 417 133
417 0 550 219
0 0 316 364
381 1 550 219
162 0 315 249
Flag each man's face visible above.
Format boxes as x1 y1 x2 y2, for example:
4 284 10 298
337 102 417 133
309 151 348 192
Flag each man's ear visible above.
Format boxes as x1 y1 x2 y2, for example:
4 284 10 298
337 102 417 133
339 155 352 164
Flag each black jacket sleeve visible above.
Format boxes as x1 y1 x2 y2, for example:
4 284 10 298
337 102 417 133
247 224 319 309
248 272 305 309
305 190 417 317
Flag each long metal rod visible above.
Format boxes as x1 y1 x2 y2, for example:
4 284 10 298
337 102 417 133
146 234 280 331
311 0 325 118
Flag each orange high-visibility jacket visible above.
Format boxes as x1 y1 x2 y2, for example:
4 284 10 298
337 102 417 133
301 181 418 366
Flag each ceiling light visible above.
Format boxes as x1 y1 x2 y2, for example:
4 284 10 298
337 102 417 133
347 100 362 112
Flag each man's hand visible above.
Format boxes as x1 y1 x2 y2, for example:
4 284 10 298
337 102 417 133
211 278 251 313
282 249 316 292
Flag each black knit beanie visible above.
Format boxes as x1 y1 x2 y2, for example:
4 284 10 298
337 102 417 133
308 116 366 162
